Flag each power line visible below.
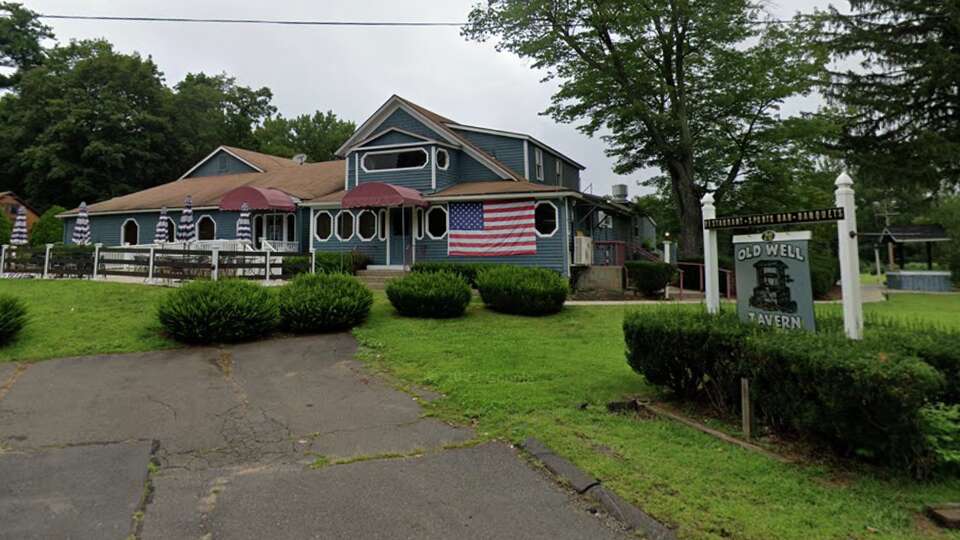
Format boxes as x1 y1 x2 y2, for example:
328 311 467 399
38 14 465 27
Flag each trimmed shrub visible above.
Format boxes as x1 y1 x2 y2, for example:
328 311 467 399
314 251 369 275
475 265 568 316
411 262 503 288
386 271 472 318
919 404 960 473
282 256 311 278
625 261 675 297
278 273 373 333
0 294 27 345
870 325 960 403
624 309 747 403
157 280 278 344
29 205 66 247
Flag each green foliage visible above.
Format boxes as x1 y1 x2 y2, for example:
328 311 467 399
156 280 278 344
385 271 472 319
624 261 675 297
919 404 960 473
810 253 839 298
282 256 311 278
475 265 568 316
314 251 369 275
253 110 356 162
868 324 960 403
624 308 956 473
28 204 65 246
0 293 27 345
0 2 52 88
0 211 10 244
277 273 373 333
411 262 504 288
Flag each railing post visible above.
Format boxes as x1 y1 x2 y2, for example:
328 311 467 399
211 247 219 281
311 249 316 274
701 193 720 314
147 247 155 282
264 250 271 282
43 243 53 279
93 243 101 279
835 172 864 340
0 244 6 276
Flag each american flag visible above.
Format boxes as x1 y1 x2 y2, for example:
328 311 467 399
448 200 537 256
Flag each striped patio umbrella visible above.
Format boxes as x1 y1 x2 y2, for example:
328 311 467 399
236 202 252 243
72 202 91 245
10 206 28 246
178 196 195 241
154 207 170 244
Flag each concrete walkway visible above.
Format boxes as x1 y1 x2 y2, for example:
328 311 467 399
0 336 628 540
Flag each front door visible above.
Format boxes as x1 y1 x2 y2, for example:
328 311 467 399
388 207 412 267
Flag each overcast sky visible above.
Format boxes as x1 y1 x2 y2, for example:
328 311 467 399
24 0 839 196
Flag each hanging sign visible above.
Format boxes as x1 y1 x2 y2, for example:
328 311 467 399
705 207 844 230
734 231 816 332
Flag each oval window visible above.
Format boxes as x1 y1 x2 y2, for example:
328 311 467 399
534 202 558 237
315 212 333 241
436 148 449 170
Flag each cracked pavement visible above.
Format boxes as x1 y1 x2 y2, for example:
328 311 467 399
0 334 628 539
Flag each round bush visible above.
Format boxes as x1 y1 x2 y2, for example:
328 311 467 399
0 294 27 346
625 261 675 297
475 266 568 316
278 273 373 332
385 271 472 318
157 280 278 344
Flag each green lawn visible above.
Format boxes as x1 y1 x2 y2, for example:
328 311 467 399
356 295 960 540
0 280 176 362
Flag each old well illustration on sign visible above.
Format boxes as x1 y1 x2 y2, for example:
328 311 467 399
734 231 816 332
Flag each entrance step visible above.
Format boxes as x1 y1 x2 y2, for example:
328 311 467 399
356 269 408 290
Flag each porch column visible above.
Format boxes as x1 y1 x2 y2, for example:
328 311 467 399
701 193 720 314
411 206 417 266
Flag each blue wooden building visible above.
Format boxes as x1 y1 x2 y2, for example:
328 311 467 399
59 96 654 276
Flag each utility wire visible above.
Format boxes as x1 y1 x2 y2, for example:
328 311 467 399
38 14 466 27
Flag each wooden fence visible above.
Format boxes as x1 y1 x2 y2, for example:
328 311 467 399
0 243 308 282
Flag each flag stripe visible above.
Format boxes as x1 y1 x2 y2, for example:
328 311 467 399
447 199 537 258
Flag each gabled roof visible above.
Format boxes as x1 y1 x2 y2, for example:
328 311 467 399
305 180 577 207
0 191 40 216
178 145 299 179
337 95 587 183
59 158 345 217
881 224 950 243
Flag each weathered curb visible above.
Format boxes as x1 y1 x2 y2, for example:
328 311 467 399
521 437 677 539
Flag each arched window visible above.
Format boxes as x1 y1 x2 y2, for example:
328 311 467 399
315 211 333 241
197 215 216 241
357 210 377 241
160 217 176 242
336 210 354 241
121 218 139 245
426 206 447 239
534 201 559 237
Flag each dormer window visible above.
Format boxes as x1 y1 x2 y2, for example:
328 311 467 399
362 148 429 172
534 148 544 181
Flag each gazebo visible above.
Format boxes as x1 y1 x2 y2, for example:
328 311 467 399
878 224 953 292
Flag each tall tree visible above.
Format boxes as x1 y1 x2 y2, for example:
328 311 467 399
465 0 826 258
0 2 52 88
253 110 356 162
171 73 276 171
6 40 177 210
825 1 960 195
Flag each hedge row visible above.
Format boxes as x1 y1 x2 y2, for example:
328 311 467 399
411 262 499 288
624 309 960 474
285 251 371 277
0 294 27 346
157 276 372 344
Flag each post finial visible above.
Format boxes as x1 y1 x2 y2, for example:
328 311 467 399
700 192 715 205
835 171 854 187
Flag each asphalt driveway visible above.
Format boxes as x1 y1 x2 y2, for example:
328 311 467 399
0 335 628 539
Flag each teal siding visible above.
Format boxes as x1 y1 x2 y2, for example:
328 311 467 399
311 209 387 265
376 108 447 143
65 210 248 246
459 153 500 182
528 144 581 189
365 130 427 146
435 147 458 191
187 149 258 178
354 145 433 192
452 130 525 177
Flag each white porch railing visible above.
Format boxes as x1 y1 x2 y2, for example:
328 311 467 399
260 239 299 253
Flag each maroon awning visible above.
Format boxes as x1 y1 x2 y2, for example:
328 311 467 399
219 186 296 212
341 182 428 209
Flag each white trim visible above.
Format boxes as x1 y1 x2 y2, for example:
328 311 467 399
309 207 316 249
431 147 437 190
367 264 407 270
425 205 448 240
335 97 518 181
436 148 450 171
564 198 571 276
344 158 349 191
733 231 813 243
414 208 425 240
377 209 387 241
555 159 563 186
361 147 429 173
356 209 378 242
385 209 391 265
335 210 355 241
354 153 359 187
523 140 530 180
177 146 265 180
196 215 217 241
534 201 559 238
120 217 140 245
302 190 583 208
353 140 458 152
447 123 587 170
314 210 334 242
534 148 544 181
354 126 433 147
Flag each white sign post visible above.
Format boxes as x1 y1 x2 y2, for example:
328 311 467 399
701 193 721 314
835 172 864 340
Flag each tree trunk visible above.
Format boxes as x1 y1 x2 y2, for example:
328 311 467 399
667 160 704 260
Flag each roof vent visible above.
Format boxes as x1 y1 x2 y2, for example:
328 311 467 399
293 154 308 165
611 184 628 202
